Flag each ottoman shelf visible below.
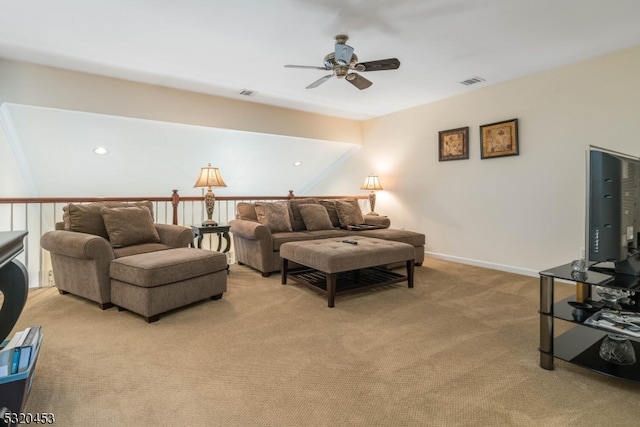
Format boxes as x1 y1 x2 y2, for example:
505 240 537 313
288 266 408 295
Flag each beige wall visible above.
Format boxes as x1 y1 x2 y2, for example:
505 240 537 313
2 46 639 275
310 45 640 274
0 59 363 144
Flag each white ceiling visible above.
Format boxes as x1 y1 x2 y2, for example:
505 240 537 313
1 0 640 120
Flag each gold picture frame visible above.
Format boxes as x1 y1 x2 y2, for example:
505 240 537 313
480 119 519 159
438 126 469 161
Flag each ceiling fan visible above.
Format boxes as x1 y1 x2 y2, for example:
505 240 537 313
284 34 400 90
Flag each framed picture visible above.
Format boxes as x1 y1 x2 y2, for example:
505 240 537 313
438 126 469 161
480 119 519 159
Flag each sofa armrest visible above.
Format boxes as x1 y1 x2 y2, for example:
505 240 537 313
229 219 272 240
40 230 115 261
364 215 390 228
154 224 194 248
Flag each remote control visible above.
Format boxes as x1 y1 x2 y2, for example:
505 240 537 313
343 239 358 245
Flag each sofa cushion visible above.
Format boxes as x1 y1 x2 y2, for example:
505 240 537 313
299 204 334 231
356 228 426 247
255 202 293 233
63 201 154 238
101 206 161 248
335 199 365 226
319 200 341 227
113 243 173 258
237 202 258 222
288 198 319 231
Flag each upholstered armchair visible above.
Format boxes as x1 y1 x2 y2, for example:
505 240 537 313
40 202 194 309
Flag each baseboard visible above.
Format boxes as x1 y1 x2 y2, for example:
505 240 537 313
425 251 540 278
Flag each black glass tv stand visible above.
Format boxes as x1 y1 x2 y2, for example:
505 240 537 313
538 263 640 383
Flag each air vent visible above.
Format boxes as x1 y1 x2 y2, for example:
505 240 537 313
239 89 256 96
460 76 485 86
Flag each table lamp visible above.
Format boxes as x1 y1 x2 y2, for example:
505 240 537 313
360 175 383 216
194 164 227 226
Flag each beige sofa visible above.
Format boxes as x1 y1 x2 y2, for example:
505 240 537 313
229 198 425 276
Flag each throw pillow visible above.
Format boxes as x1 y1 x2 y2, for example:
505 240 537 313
319 200 341 227
236 202 258 222
254 202 293 233
63 201 155 238
64 203 111 238
335 199 364 226
298 204 334 231
288 198 319 231
100 206 161 248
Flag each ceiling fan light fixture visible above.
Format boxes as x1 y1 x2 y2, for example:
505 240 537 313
335 43 354 65
284 34 400 90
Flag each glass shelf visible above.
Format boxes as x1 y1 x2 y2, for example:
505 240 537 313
554 327 640 382
539 262 640 382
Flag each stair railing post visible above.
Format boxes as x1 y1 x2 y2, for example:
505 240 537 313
171 189 180 225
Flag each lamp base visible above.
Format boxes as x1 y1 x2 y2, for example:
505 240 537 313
201 219 219 227
366 211 379 216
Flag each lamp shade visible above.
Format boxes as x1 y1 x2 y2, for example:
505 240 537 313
360 175 383 191
193 164 227 188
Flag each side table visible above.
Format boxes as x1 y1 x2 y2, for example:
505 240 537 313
190 225 231 253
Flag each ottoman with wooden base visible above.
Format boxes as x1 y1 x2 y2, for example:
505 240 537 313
110 247 227 322
280 236 415 307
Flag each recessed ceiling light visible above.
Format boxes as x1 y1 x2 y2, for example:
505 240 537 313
93 147 109 155
293 161 303 166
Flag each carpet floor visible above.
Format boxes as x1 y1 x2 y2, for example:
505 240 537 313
8 259 640 426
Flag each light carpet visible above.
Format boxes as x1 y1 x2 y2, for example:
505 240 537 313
10 259 640 426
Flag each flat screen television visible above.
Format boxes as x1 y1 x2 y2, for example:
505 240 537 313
587 146 640 276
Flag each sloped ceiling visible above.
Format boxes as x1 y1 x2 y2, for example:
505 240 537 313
0 103 359 198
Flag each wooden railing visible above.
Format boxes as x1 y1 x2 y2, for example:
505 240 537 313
0 191 367 288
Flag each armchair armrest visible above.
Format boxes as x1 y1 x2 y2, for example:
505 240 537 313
40 230 115 308
229 219 275 275
229 219 272 240
154 224 194 248
40 230 115 261
364 215 390 228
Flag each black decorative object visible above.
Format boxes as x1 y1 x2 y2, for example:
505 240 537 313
0 231 29 343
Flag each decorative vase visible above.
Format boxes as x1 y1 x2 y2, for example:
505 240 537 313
599 333 636 365
571 258 587 273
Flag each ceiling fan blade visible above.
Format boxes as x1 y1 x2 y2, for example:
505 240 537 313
356 58 401 71
306 74 333 89
346 73 372 90
285 64 331 70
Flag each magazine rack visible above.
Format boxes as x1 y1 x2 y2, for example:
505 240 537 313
0 334 43 415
